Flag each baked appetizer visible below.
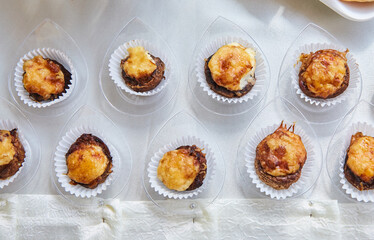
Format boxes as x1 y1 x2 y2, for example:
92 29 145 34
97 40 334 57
204 42 256 98
120 46 165 92
0 129 25 180
157 145 207 191
255 122 307 190
298 49 349 99
66 134 112 189
344 132 374 191
23 55 72 102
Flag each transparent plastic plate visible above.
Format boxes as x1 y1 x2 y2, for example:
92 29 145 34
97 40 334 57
278 23 362 125
143 111 225 215
188 16 270 116
99 17 179 116
50 105 132 207
0 97 41 193
326 100 374 202
8 18 88 117
236 96 323 199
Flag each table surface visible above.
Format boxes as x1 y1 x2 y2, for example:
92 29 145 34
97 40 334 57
1 0 374 203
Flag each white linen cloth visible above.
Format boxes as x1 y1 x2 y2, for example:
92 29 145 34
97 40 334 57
1 194 374 239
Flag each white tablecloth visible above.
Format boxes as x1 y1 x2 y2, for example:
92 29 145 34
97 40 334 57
1 0 374 238
2 195 374 239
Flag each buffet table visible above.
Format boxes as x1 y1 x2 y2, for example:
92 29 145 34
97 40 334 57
1 0 374 239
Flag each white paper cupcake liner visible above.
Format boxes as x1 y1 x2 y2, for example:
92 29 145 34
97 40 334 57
0 119 29 189
109 39 170 96
14 48 76 108
195 36 267 104
54 126 118 198
148 136 216 199
244 123 315 199
338 122 374 202
291 43 360 107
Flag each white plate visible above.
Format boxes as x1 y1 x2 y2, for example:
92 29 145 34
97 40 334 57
320 0 374 21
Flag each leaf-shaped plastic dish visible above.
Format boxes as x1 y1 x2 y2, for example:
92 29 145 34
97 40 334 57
326 100 374 202
188 16 270 116
8 19 88 117
99 17 179 116
50 105 132 206
278 23 362 125
143 111 225 215
236 96 322 199
0 97 40 193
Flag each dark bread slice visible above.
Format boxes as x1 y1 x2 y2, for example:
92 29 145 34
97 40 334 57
121 55 165 92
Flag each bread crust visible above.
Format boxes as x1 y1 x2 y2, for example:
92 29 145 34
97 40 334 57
0 129 25 180
176 145 207 191
204 56 255 98
121 55 165 92
255 157 302 190
298 49 349 99
66 134 113 189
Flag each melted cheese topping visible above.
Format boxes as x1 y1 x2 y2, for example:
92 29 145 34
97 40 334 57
0 130 15 166
347 132 374 183
208 42 256 91
299 49 348 98
23 56 65 100
122 46 157 79
259 126 306 177
157 149 200 191
67 144 109 184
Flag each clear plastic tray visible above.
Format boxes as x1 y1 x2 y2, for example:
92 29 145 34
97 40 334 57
277 23 362 125
326 100 374 202
236 96 323 199
99 17 179 116
0 97 41 193
50 105 132 206
8 18 88 117
143 111 225 215
188 16 270 116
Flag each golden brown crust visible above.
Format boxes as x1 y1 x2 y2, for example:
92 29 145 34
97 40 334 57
205 56 255 98
66 134 112 189
344 132 374 191
255 122 307 190
121 55 165 92
298 49 349 99
23 56 72 102
177 145 207 191
157 145 207 191
0 129 25 180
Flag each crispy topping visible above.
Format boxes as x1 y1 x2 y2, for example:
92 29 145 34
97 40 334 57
157 148 201 191
23 55 65 100
347 132 374 183
66 144 109 185
208 43 256 91
122 46 157 80
0 130 16 166
299 49 348 98
258 122 307 177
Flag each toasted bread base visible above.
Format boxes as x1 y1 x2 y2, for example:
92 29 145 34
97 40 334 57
121 55 165 92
